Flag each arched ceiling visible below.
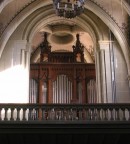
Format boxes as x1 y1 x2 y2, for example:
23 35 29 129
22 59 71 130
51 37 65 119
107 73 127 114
0 0 130 70
30 17 95 63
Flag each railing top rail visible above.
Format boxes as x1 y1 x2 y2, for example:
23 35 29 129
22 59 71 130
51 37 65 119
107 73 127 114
0 103 130 109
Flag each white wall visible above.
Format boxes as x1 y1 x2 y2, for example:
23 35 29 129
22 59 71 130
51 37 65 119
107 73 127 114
0 40 30 103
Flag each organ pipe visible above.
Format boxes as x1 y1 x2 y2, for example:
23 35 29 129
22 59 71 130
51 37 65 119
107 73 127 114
87 79 96 103
52 75 72 104
29 79 38 103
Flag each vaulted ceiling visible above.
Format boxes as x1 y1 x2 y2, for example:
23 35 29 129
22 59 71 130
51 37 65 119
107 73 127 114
0 0 130 65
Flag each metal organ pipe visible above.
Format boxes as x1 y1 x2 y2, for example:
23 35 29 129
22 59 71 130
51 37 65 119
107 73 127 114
87 79 96 103
54 81 56 103
70 81 72 103
29 79 31 103
29 79 38 103
61 75 64 103
52 75 72 104
66 77 69 103
68 81 71 103
91 80 93 103
56 78 58 103
64 75 66 103
42 82 47 103
59 75 61 103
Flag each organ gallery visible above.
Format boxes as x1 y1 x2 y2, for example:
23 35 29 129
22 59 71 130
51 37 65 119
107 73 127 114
29 33 96 104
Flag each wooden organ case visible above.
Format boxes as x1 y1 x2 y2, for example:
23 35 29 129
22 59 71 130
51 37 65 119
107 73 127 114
29 33 96 104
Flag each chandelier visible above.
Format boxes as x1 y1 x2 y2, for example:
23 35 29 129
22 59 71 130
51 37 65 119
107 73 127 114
53 0 85 19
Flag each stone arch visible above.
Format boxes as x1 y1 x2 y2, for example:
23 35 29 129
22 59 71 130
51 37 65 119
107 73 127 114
0 0 13 13
86 0 130 74
0 0 129 72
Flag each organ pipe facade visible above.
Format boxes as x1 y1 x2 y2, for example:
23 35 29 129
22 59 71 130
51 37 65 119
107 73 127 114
29 33 96 104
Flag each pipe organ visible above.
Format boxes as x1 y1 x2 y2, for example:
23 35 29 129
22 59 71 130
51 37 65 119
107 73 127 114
29 33 96 104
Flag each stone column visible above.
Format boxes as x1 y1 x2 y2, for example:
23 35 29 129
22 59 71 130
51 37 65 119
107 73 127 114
21 49 25 67
98 41 113 103
99 49 107 103
25 43 31 102
95 50 102 103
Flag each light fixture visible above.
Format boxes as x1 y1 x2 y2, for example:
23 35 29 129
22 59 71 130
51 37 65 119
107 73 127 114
53 0 85 19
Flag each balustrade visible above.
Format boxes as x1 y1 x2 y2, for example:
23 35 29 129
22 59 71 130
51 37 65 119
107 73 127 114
0 104 130 122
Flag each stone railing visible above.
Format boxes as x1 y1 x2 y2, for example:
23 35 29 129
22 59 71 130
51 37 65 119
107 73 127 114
0 103 130 123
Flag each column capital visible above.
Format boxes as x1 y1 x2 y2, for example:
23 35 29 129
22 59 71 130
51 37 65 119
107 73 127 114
98 40 114 50
98 40 114 45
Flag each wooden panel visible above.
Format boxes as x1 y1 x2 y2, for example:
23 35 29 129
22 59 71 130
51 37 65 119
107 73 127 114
30 63 96 104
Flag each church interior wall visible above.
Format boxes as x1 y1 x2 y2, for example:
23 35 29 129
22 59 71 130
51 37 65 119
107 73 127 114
0 0 130 104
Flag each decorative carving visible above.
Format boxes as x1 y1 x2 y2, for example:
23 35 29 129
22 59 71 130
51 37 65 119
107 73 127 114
40 32 51 62
120 18 130 44
73 34 84 62
37 33 86 63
